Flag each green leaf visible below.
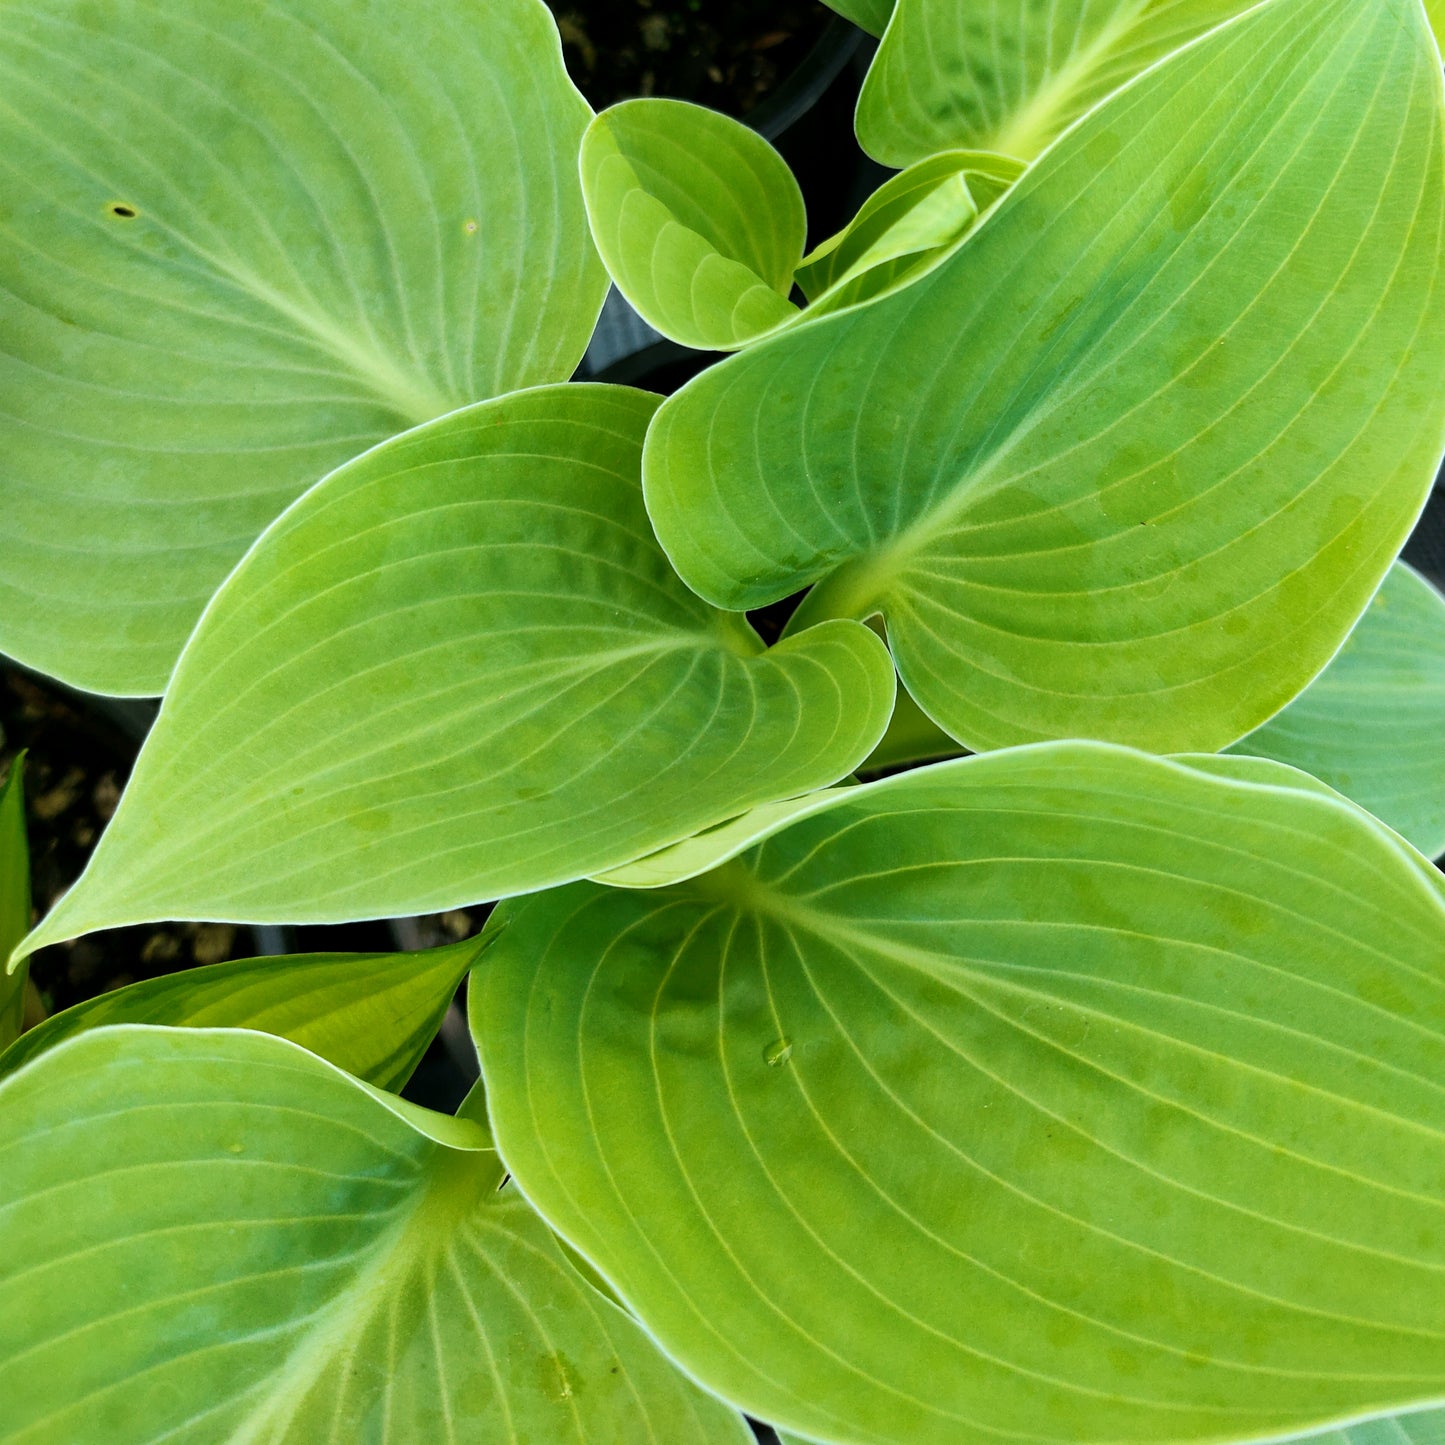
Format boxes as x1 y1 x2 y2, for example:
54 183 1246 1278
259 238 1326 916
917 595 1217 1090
794 151 1020 313
644 0 1445 754
859 681 965 774
16 384 894 957
1284 1407 1445 1445
0 934 484 1088
1226 562 1445 860
580 99 806 350
0 1025 751 1443
472 741 1445 1444
857 0 1249 166
581 116 1018 353
0 0 606 696
820 0 894 38
775 1385 1445 1445
591 787 855 890
0 757 29 1050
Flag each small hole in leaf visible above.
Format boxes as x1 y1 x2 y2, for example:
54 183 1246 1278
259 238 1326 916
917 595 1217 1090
463 218 478 235
107 203 138 219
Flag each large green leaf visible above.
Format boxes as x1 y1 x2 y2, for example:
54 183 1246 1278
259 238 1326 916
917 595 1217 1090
472 742 1445 1445
0 0 606 696
0 1025 750 1443
15 385 893 956
1273 1409 1445 1445
0 934 484 1087
856 0 1248 166
0 757 29 1050
644 0 1445 754
1227 562 1445 860
580 99 806 351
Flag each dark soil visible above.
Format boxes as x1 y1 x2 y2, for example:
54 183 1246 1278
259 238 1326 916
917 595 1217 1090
548 0 832 115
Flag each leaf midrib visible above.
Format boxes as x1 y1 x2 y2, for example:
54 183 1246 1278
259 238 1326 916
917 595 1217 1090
226 1141 496 1443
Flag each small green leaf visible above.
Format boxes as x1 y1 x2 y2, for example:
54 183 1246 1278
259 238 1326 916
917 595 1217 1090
0 757 30 1050
1227 562 1445 860
0 934 484 1088
795 151 1019 312
17 385 894 955
857 0 1249 166
820 0 894 37
0 0 606 696
644 0 1445 753
859 681 965 774
473 742 1445 1444
581 99 806 350
0 1026 751 1443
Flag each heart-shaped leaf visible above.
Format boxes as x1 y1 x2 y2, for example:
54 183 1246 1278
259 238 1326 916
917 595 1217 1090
580 99 806 350
472 742 1445 1445
0 1025 751 1443
645 0 1445 754
1226 561 1445 860
0 0 606 695
0 933 485 1087
856 0 1248 166
0 757 29 1050
16 384 893 957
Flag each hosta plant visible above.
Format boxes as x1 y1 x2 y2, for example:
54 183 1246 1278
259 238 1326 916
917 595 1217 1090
2 0 1445 1441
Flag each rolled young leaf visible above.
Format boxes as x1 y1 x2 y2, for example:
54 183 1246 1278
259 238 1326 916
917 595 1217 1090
792 151 1023 317
856 0 1250 166
14 385 894 956
0 1026 751 1443
473 742 1445 1445
0 934 486 1087
1227 562 1445 860
0 0 606 695
644 0 1445 754
580 99 807 350
0 757 29 1050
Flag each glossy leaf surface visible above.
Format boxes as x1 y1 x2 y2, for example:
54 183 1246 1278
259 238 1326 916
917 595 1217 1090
645 0 1445 753
857 0 1248 166
581 99 805 350
18 385 893 954
0 758 28 1049
0 934 483 1086
0 1026 750 1443
474 743 1445 1444
0 0 605 695
1228 562 1445 859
